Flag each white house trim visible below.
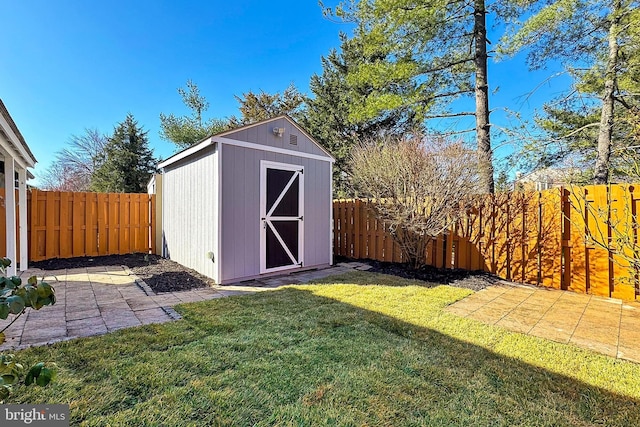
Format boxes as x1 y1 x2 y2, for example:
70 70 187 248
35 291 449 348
3 155 16 275
0 101 36 274
0 122 34 169
18 167 28 270
0 101 36 169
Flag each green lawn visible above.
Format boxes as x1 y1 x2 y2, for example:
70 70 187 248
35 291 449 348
10 271 640 426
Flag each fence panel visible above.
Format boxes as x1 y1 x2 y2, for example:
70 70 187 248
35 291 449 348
334 184 640 300
27 190 154 261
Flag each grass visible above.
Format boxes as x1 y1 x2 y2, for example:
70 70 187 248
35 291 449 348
9 271 640 426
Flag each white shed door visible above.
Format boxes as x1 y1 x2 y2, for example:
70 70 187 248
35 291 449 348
260 161 304 274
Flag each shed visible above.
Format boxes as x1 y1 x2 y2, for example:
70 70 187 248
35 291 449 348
0 99 37 275
157 116 334 284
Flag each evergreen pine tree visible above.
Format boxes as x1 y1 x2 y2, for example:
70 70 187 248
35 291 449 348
91 114 156 193
302 34 421 196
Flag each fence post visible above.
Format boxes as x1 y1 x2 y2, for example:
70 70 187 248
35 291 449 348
354 200 361 258
561 187 571 290
150 194 156 255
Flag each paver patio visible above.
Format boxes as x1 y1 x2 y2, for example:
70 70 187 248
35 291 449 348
447 282 640 363
0 262 358 351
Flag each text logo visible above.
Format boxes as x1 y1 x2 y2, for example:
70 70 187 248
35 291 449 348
2 405 69 426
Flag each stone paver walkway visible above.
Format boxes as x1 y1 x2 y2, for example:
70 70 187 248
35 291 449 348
446 282 640 363
0 262 360 351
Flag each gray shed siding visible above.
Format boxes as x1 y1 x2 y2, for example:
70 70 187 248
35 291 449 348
224 117 329 158
220 143 331 283
162 146 219 283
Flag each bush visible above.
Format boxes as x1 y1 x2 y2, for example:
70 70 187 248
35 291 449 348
0 258 56 402
350 134 479 268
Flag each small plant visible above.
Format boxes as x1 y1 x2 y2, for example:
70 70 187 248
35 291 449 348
0 257 57 402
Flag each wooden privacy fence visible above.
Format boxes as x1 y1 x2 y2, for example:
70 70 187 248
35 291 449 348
334 184 640 300
28 190 155 261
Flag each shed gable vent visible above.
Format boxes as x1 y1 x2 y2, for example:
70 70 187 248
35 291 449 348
289 134 298 145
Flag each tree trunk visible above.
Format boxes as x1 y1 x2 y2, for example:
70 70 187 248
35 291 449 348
474 0 494 194
594 0 621 184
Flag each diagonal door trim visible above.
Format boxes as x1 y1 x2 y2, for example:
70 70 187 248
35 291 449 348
260 160 305 274
266 171 300 218
266 221 297 265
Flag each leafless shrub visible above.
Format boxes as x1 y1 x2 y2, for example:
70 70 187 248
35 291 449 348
350 134 480 268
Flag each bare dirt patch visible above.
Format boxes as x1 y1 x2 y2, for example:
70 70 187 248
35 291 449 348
30 254 214 293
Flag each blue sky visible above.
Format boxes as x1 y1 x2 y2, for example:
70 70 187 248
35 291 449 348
1 1 569 184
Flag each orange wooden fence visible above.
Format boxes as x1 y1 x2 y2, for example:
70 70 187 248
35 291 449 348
334 184 640 300
28 190 155 261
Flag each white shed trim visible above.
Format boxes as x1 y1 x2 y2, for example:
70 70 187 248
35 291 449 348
212 115 335 161
216 136 334 163
214 144 222 284
259 160 305 275
160 135 333 170
158 137 214 169
329 162 334 266
158 117 334 170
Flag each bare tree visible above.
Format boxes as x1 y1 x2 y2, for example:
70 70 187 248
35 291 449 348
39 128 107 191
350 134 480 268
38 163 87 192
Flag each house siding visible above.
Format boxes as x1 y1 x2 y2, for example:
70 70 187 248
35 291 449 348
162 145 218 283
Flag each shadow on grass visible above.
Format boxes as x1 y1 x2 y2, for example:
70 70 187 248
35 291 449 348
11 284 640 426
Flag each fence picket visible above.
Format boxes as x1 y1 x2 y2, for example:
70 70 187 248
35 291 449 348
44 191 56 259
85 193 98 256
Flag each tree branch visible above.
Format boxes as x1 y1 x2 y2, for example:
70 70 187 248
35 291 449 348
419 57 474 74
424 112 476 119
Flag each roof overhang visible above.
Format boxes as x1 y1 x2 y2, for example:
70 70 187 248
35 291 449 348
0 99 37 169
157 115 335 170
158 137 215 169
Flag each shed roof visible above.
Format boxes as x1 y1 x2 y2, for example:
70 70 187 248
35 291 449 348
158 115 334 169
0 99 37 168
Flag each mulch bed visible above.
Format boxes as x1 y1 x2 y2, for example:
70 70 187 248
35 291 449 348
338 257 501 292
30 254 214 294
31 253 500 294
